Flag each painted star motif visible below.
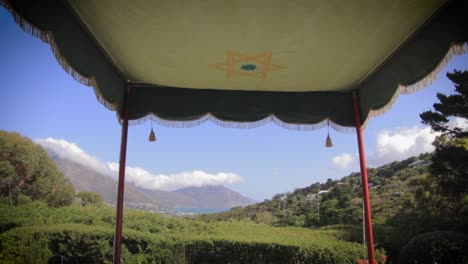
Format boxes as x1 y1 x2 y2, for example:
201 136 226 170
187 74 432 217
210 50 287 80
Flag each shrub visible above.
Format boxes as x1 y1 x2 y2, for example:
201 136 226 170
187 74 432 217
399 231 468 264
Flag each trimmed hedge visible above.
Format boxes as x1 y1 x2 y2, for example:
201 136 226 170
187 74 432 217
399 231 468 264
0 203 385 263
0 224 384 264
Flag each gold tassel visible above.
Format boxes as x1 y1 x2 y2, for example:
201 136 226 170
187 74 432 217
325 120 333 147
325 133 333 147
149 128 156 142
149 121 156 142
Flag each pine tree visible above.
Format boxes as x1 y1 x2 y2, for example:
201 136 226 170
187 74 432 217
420 70 468 139
418 70 468 216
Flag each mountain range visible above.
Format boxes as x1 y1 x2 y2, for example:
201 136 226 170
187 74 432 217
48 152 254 210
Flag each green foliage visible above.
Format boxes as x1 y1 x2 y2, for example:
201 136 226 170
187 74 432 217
0 203 381 263
425 139 468 216
201 154 431 228
0 131 75 207
410 70 468 218
77 191 103 206
0 160 16 206
16 194 32 205
0 228 52 264
196 154 440 262
398 231 468 264
371 71 468 261
420 70 468 138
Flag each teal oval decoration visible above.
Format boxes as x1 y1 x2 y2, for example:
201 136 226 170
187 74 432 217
241 64 256 71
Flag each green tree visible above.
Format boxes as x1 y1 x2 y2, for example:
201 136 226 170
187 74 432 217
418 70 468 216
46 179 76 207
420 70 468 138
77 191 104 206
0 131 75 207
319 198 342 225
0 160 18 206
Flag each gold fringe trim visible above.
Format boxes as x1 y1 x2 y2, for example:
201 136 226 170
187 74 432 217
2 0 350 132
365 42 468 128
8 0 462 132
129 113 356 133
0 0 118 114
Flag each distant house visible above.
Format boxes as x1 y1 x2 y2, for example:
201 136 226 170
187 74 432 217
305 193 317 202
408 160 430 168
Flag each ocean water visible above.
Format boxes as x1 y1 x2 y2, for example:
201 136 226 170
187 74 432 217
175 208 230 214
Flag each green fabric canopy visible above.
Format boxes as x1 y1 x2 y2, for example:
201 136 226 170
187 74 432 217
2 0 468 130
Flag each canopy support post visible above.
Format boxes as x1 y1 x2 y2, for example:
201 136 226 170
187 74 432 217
352 92 376 264
113 83 130 264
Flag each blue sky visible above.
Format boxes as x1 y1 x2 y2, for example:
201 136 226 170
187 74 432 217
1 8 467 201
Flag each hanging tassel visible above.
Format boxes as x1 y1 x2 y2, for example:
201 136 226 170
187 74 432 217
325 133 333 147
149 120 156 142
149 128 156 142
325 120 333 147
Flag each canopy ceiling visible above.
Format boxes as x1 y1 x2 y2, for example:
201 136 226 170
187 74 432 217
2 0 468 130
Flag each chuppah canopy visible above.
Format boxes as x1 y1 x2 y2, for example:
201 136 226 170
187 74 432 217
2 0 467 263
2 0 467 130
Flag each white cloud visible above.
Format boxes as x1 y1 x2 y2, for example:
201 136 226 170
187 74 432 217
371 126 439 166
449 117 468 132
332 153 354 170
36 137 243 191
106 163 242 191
331 120 465 170
35 138 113 176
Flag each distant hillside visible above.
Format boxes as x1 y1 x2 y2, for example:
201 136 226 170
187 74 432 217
200 153 432 225
140 188 195 208
174 186 255 208
47 150 253 210
141 186 254 209
53 157 157 207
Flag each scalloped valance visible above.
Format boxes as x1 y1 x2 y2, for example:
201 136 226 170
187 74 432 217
2 0 467 131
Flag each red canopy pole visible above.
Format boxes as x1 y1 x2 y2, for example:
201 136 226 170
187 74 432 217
352 92 376 263
113 83 130 264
